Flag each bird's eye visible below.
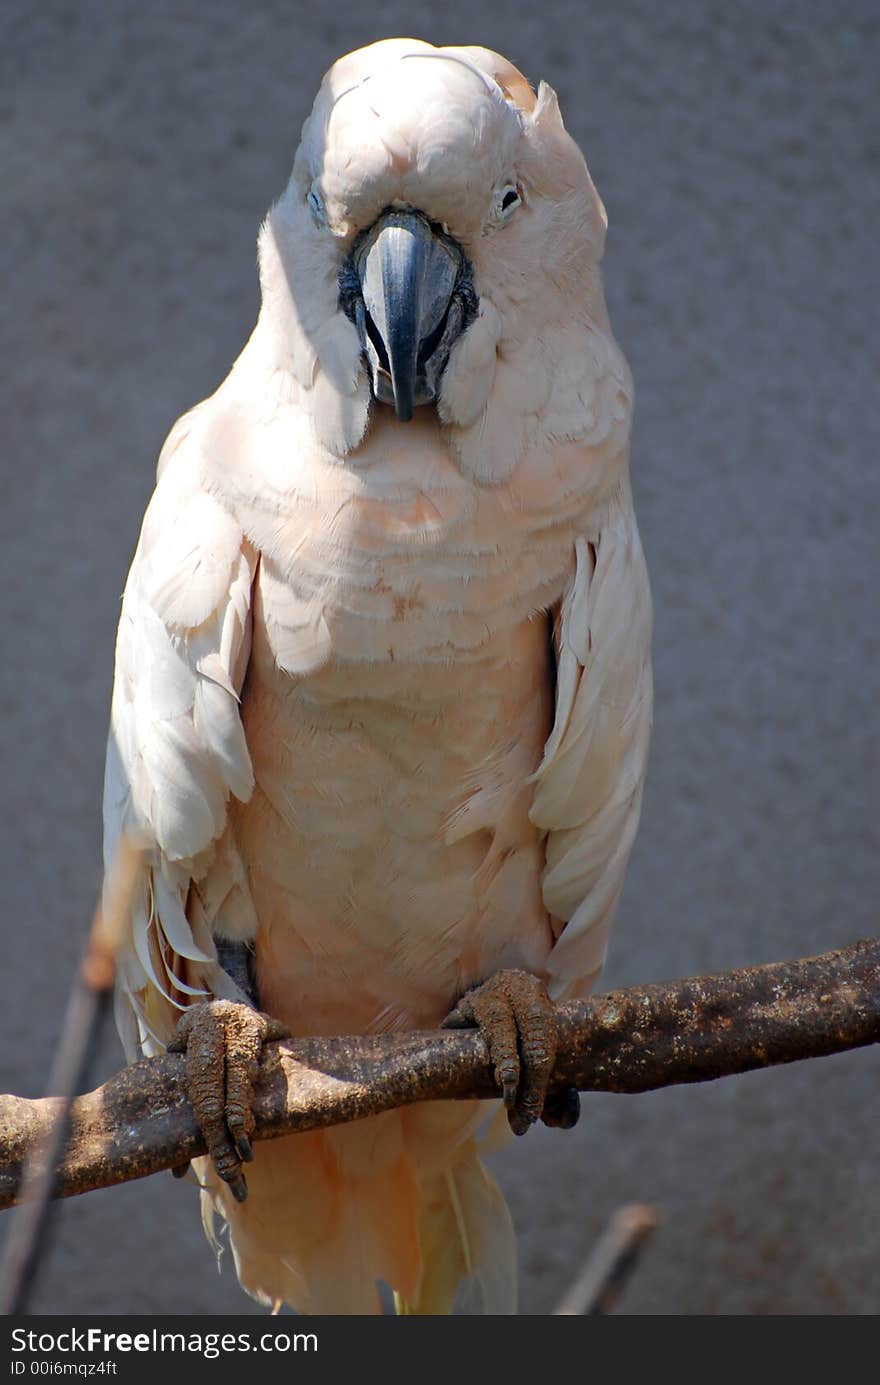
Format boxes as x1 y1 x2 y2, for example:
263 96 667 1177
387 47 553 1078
489 182 523 230
307 183 327 228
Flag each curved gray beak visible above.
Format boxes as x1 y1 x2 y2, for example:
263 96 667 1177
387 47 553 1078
340 210 476 421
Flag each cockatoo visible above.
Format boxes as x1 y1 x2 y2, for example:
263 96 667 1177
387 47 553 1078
103 38 652 1315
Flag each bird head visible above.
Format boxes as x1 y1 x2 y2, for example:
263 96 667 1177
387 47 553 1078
257 39 624 472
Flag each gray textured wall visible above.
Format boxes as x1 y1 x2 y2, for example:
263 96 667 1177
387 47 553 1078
1 1 877 1314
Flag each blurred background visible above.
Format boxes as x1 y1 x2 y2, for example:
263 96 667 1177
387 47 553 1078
1 0 877 1314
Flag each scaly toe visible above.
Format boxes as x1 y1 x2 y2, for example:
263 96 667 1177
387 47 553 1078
443 969 559 1136
169 999 288 1200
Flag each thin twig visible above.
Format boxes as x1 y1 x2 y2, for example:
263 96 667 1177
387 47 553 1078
0 842 140 1311
554 1204 659 1315
0 937 877 1212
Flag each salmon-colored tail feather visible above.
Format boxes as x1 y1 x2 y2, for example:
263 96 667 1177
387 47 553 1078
195 1105 516 1315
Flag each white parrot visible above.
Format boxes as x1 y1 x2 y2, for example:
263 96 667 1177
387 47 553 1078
103 38 652 1315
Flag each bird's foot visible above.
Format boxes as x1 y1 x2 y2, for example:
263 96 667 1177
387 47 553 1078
442 969 578 1135
167 999 287 1202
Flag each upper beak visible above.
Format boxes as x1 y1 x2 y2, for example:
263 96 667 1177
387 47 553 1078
341 210 476 421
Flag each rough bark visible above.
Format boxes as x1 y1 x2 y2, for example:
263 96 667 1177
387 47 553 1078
1 939 877 1211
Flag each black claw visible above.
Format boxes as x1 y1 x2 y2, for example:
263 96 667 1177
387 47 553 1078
440 1009 469 1030
499 1067 519 1108
228 1173 249 1203
542 1086 581 1130
170 1162 191 1180
234 1132 254 1163
508 1109 534 1137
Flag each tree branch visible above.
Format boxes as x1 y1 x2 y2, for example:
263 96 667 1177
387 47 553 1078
1 938 877 1211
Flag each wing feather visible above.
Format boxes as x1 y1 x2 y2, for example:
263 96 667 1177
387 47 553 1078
530 475 652 998
103 419 258 1055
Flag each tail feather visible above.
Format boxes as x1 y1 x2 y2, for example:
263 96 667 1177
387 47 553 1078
397 1155 516 1314
195 1105 516 1315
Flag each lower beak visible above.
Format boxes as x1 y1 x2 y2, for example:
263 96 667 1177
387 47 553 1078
342 210 475 422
